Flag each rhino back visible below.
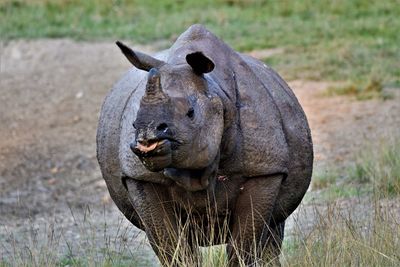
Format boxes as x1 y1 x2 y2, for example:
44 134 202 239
240 54 313 173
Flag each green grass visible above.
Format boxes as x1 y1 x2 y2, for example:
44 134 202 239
310 137 400 200
323 77 394 100
283 136 400 266
349 138 400 197
310 167 374 201
311 169 337 190
281 201 400 267
311 169 371 200
1 0 400 86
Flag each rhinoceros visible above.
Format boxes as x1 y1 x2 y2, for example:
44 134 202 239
97 24 313 266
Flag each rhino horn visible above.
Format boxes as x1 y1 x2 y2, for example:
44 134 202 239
142 68 168 103
116 41 165 71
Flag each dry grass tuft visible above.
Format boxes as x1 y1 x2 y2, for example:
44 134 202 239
350 137 400 197
281 199 400 267
324 77 393 100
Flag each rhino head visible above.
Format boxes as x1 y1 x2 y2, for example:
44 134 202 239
116 41 224 189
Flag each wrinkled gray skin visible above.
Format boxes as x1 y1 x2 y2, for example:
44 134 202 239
97 24 313 266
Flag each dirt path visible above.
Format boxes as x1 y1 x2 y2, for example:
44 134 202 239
0 39 399 263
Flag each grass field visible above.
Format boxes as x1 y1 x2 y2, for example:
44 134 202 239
311 137 400 199
1 0 400 87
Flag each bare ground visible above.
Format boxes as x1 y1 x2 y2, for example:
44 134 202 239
0 39 399 263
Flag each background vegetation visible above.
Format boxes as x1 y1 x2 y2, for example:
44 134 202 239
1 0 400 88
286 137 400 267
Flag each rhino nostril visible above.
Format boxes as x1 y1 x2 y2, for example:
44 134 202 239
156 123 169 132
130 142 137 151
136 139 148 146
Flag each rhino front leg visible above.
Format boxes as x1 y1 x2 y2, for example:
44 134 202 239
227 174 284 267
125 179 191 266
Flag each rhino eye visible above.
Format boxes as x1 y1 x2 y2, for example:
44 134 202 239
186 107 195 119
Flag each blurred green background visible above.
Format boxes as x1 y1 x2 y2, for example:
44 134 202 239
1 0 399 86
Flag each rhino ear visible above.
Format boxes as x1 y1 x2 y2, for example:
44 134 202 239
186 52 215 74
116 41 165 71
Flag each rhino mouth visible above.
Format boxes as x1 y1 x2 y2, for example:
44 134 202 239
131 138 181 172
133 138 179 155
